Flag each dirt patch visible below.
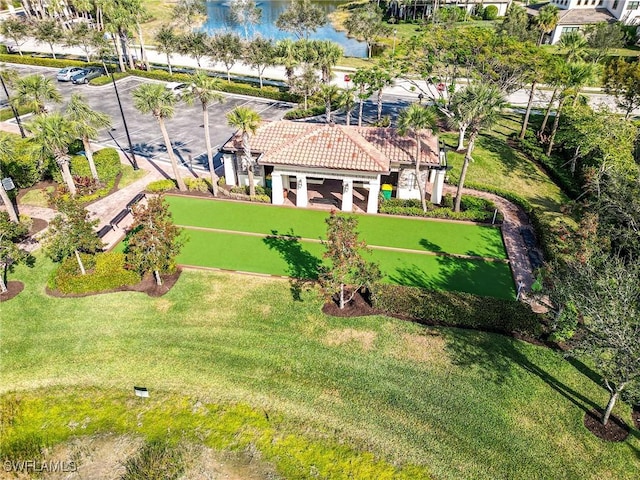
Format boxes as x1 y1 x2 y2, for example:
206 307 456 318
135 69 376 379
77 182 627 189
394 332 448 364
0 281 24 302
583 409 630 442
325 328 377 351
28 217 48 235
46 270 181 299
322 290 378 318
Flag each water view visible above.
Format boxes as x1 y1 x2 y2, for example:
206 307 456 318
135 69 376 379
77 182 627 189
201 0 368 57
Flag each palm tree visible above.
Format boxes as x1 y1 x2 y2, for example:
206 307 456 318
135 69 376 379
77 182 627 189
226 107 262 197
352 68 372 126
132 83 186 191
316 84 340 123
546 62 597 156
12 74 62 114
312 40 342 83
26 113 77 195
337 87 357 126
65 94 112 181
275 38 301 87
397 103 438 212
450 84 506 212
558 31 588 63
155 24 178 75
534 4 559 47
0 135 18 222
185 71 225 196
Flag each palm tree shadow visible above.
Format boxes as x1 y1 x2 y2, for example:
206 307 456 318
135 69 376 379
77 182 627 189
263 229 322 301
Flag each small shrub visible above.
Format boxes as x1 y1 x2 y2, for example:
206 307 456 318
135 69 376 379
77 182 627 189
184 177 209 192
230 185 245 194
72 175 101 196
371 284 541 336
68 139 84 155
89 72 128 85
122 439 184 480
146 179 178 192
251 194 271 203
0 137 41 188
49 252 141 294
217 176 226 186
284 105 325 120
483 5 499 20
441 193 454 209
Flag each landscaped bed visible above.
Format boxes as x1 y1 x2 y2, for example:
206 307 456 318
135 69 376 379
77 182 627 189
1 262 638 480
164 195 514 299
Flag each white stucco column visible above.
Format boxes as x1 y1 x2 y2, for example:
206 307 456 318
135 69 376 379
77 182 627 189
429 169 436 183
431 169 446 204
342 179 353 212
296 175 308 207
367 178 380 214
223 155 236 186
271 172 284 205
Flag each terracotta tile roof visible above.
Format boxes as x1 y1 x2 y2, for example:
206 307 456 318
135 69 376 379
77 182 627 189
526 3 616 25
222 121 439 173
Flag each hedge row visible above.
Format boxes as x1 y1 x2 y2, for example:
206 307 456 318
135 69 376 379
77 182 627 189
0 105 33 121
49 252 141 294
371 284 542 336
0 53 99 69
379 196 502 223
284 105 326 120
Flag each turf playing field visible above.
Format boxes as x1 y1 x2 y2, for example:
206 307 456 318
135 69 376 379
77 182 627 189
166 196 515 299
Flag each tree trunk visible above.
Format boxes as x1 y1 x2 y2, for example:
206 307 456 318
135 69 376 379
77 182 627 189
0 264 7 293
158 118 186 191
454 131 477 212
546 96 566 156
339 283 345 309
114 35 126 73
358 98 364 126
0 182 18 222
377 89 383 121
82 136 99 180
203 104 218 196
226 68 231 83
49 42 56 59
75 249 86 275
540 87 558 136
325 98 331 123
247 167 256 197
60 159 77 195
166 53 173 76
537 30 545 47
154 269 162 286
346 107 352 126
570 146 579 175
136 22 149 71
520 80 537 140
456 123 467 151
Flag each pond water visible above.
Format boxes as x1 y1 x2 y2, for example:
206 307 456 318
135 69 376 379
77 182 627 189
201 0 368 57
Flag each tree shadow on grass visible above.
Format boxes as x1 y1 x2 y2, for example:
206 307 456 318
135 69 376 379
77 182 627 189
478 134 540 177
263 229 322 301
419 238 442 253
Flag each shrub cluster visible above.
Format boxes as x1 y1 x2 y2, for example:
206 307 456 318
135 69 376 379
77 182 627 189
49 252 141 294
0 137 41 188
379 195 502 223
284 105 325 120
0 54 95 69
371 284 542 336
146 179 178 192
184 177 210 192
89 72 128 85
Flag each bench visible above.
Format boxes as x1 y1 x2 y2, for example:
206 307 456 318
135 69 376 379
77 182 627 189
126 192 145 210
520 228 537 249
97 225 113 239
110 208 130 227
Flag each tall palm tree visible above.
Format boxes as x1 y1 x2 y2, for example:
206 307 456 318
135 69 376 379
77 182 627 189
534 4 559 47
226 107 262 197
132 83 186 191
0 135 18 222
316 84 340 123
26 113 77 195
155 24 178 75
312 40 342 83
275 38 301 86
12 74 62 114
450 84 506 212
185 71 225 196
397 103 438 212
546 62 597 156
337 87 357 126
65 94 112 181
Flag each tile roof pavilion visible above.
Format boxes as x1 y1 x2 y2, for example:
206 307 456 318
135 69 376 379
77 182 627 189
222 120 440 173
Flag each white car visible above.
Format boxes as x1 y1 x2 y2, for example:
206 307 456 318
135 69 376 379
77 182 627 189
57 67 85 82
165 82 192 99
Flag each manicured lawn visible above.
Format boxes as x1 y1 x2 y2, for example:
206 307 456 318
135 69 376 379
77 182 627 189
166 196 507 259
2 260 638 479
165 196 513 298
180 229 515 299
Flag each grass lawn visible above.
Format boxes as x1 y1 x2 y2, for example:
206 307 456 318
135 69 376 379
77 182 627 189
19 186 54 208
165 196 514 298
2 260 638 479
117 165 148 189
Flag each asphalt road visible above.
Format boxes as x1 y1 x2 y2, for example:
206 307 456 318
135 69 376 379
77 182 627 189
4 64 293 172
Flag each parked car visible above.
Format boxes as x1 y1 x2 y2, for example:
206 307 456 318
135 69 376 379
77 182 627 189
165 82 192 100
71 67 106 84
57 67 85 82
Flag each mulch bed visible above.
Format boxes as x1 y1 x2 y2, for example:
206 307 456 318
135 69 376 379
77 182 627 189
322 290 379 318
46 270 181 299
583 409 630 442
0 281 24 302
15 180 56 202
29 217 48 235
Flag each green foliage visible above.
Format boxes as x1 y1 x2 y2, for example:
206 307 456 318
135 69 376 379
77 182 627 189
89 72 128 86
283 104 325 119
0 136 40 188
184 177 210 192
379 196 501 223
372 284 541 336
483 5 499 21
0 212 32 286
122 438 184 480
0 105 33 121
49 252 141 294
67 148 121 182
146 179 178 192
0 54 92 69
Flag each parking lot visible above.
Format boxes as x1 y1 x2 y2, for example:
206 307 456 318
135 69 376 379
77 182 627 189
3 64 293 172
